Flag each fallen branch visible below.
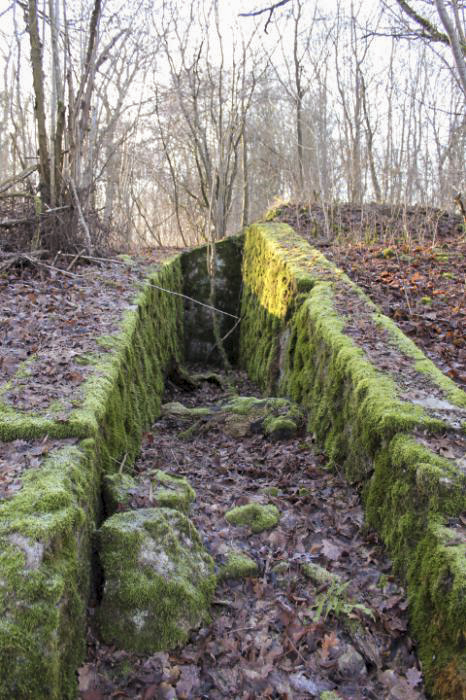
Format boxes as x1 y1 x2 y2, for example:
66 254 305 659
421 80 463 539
0 205 71 228
0 165 38 194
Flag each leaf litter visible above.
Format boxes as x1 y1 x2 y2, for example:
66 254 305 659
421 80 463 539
0 250 177 416
273 203 465 389
80 369 428 700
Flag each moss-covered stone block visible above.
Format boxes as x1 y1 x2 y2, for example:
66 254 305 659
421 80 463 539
152 470 196 513
225 503 280 533
301 562 340 587
219 551 259 579
0 258 184 446
161 401 211 418
222 395 303 440
97 508 216 653
0 257 185 696
103 472 138 515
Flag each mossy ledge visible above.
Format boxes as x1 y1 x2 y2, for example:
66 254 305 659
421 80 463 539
239 222 466 696
0 257 184 699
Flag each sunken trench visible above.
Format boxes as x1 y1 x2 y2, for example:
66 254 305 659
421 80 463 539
0 224 464 700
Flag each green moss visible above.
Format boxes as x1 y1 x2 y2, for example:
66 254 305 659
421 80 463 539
262 486 280 497
219 551 259 579
97 508 216 653
152 471 196 514
381 247 395 258
161 401 211 418
225 503 280 533
103 472 138 515
263 415 297 439
405 519 466 694
224 396 271 415
301 562 339 587
373 312 466 408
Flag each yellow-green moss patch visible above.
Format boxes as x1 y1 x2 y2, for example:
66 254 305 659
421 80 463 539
152 470 196 514
219 551 259 579
225 503 280 533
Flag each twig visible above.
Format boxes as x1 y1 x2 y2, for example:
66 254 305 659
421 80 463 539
67 248 86 271
239 0 291 33
67 178 93 254
52 250 62 267
1 249 240 320
143 281 240 319
207 316 242 358
0 165 38 194
0 205 71 227
118 452 128 474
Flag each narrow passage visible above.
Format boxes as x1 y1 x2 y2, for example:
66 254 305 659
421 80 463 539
80 369 427 700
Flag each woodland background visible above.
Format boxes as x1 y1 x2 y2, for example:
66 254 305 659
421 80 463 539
0 0 464 252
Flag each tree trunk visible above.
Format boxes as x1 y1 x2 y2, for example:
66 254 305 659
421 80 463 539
27 0 51 205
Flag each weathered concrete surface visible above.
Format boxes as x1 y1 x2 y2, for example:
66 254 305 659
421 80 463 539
181 235 243 365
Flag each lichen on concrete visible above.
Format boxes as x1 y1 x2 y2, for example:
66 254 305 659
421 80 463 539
225 503 280 533
97 508 216 653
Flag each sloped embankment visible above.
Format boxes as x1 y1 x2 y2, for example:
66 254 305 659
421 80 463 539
240 222 465 698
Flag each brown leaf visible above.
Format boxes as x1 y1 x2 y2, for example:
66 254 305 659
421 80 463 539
405 667 423 688
175 665 200 699
321 631 340 660
81 691 104 700
321 539 342 561
78 664 97 692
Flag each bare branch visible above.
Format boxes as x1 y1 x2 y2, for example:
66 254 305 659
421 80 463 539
239 0 291 33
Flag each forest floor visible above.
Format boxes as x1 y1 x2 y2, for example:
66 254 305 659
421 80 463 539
273 203 465 388
78 371 427 700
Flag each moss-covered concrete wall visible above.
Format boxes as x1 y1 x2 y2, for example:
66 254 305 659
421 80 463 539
182 235 243 365
0 258 184 699
239 222 466 698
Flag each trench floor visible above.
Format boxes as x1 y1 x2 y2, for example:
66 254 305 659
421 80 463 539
79 369 427 700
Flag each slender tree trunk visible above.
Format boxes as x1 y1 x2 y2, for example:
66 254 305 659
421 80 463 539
27 0 50 205
241 129 249 228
